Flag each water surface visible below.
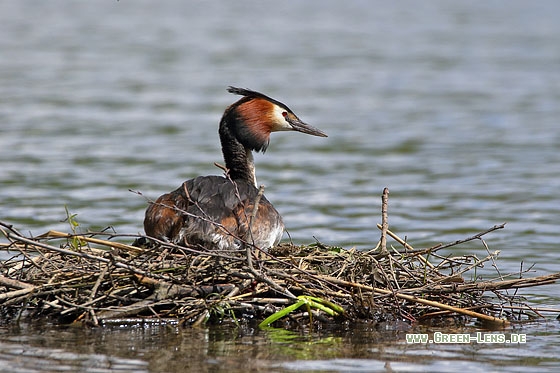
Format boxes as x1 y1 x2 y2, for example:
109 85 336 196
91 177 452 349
1 1 559 372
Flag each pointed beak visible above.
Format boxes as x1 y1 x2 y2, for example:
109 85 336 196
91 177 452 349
286 117 328 137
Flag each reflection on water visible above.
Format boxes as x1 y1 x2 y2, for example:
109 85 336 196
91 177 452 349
0 342 148 373
2 321 559 373
1 0 560 372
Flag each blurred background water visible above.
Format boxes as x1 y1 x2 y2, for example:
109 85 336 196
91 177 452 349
1 1 559 372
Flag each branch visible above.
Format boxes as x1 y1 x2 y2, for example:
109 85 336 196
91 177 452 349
380 187 389 253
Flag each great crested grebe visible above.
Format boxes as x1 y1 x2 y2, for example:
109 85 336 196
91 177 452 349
142 87 327 251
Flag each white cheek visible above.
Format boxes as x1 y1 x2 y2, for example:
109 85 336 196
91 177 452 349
271 105 292 131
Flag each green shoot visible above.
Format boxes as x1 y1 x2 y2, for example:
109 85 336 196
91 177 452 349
259 296 343 328
63 206 85 250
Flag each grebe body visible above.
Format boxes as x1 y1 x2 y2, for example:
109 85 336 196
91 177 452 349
143 87 327 250
144 175 283 250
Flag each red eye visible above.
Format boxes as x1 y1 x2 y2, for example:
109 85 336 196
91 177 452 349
282 111 288 117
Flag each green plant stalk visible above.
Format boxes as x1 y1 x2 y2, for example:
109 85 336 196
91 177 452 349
303 296 344 314
259 300 306 327
259 296 343 328
64 206 86 250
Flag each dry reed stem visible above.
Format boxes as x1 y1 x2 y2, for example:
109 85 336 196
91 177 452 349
38 231 144 254
380 187 389 254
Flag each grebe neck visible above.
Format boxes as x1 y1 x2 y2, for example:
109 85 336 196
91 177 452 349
219 118 258 187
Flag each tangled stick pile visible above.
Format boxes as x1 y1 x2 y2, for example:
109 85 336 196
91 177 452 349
1 192 559 328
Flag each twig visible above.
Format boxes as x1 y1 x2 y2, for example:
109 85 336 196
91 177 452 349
6 233 169 280
37 231 144 253
0 286 36 301
375 224 414 251
316 274 510 326
380 187 389 253
0 275 34 290
375 223 436 270
89 264 110 303
409 272 560 293
452 251 500 278
425 223 507 253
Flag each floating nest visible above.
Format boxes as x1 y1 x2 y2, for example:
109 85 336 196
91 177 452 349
1 191 559 329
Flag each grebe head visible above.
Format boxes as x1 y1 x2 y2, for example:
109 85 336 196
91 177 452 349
224 87 328 153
